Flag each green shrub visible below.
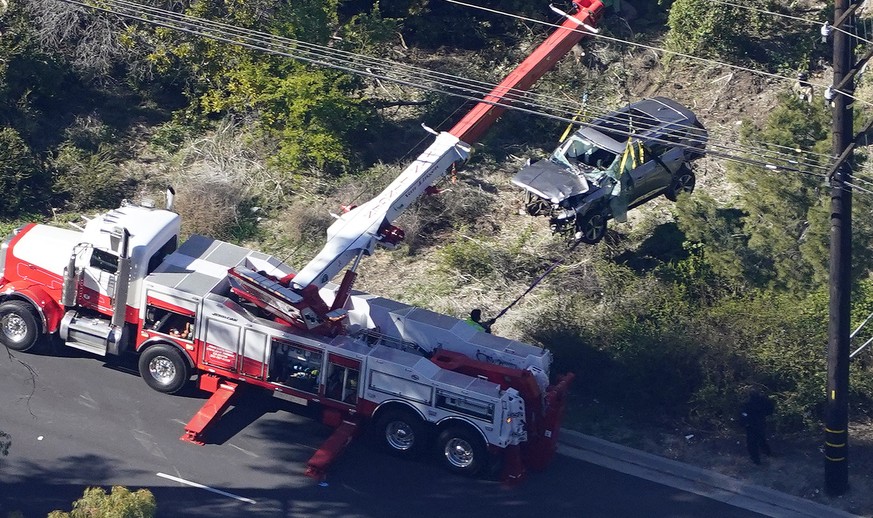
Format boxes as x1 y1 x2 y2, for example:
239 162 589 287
665 0 765 60
437 233 495 280
0 127 50 216
50 144 132 210
49 486 155 518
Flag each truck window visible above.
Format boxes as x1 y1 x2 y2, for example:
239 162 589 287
147 235 178 274
326 363 359 405
145 305 194 340
90 249 119 273
269 341 322 394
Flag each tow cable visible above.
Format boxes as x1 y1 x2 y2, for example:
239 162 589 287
489 237 585 326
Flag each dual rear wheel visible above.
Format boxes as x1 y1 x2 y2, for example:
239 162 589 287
374 408 487 476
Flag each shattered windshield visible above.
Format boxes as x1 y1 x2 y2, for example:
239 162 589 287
551 135 618 181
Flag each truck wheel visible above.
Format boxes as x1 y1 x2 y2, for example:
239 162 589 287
666 166 696 201
0 301 41 352
375 408 428 458
575 211 607 244
139 344 190 394
437 426 487 476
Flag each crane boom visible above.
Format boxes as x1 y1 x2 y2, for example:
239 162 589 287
449 1 601 144
294 0 603 299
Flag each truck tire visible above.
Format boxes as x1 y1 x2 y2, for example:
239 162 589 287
138 344 190 394
0 300 41 352
665 166 696 202
375 408 428 458
437 426 487 476
575 211 607 245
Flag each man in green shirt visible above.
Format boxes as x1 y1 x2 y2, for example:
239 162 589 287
465 308 495 334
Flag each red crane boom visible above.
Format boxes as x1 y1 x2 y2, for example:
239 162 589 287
450 0 603 144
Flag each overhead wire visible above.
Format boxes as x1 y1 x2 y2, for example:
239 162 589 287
444 0 873 109
702 0 873 46
68 0 837 175
51 0 858 189
701 0 822 25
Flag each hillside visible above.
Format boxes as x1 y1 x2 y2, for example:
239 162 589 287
3 0 873 513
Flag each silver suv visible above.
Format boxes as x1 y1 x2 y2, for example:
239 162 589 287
512 97 707 244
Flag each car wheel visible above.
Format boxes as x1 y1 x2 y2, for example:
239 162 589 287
375 408 429 458
575 211 607 245
437 426 487 476
138 344 190 394
0 301 41 352
666 166 696 201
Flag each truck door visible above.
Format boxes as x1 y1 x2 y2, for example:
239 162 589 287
239 328 268 380
201 317 241 373
324 354 360 406
80 248 119 313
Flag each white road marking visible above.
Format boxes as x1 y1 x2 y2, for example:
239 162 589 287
229 443 259 457
156 473 256 504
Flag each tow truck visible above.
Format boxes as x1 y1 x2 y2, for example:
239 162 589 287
0 0 604 480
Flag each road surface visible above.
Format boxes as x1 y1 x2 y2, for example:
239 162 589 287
0 346 761 517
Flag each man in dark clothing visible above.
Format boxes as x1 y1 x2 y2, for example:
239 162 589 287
741 390 775 464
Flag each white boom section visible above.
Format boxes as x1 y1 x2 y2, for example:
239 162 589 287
293 131 471 289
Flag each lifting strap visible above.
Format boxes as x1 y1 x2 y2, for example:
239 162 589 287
490 238 584 325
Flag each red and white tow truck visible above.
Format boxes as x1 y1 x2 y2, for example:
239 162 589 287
0 0 603 481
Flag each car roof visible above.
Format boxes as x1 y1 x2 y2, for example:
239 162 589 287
574 97 699 149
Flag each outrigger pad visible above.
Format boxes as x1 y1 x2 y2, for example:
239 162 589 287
305 418 362 481
180 376 238 445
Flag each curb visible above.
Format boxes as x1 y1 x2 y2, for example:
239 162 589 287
557 429 859 518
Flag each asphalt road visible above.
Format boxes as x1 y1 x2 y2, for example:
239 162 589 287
0 346 762 518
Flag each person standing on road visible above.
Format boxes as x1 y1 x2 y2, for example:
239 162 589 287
741 390 775 465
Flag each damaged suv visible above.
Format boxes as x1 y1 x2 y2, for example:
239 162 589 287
512 97 707 244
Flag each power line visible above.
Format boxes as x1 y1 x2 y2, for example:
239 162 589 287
702 0 822 25
702 0 873 46
445 0 873 109
51 0 863 192
82 0 837 175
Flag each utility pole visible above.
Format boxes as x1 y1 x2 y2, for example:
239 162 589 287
825 0 855 496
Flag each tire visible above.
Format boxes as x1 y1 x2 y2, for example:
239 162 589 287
575 211 607 245
665 166 696 202
437 426 488 476
138 344 190 394
0 300 41 352
375 408 429 458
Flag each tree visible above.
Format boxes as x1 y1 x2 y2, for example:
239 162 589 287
674 95 873 293
138 0 378 177
48 486 156 518
665 0 767 60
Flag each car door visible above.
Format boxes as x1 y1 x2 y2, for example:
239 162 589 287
640 138 684 197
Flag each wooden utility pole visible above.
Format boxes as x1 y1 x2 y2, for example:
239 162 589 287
825 0 854 496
